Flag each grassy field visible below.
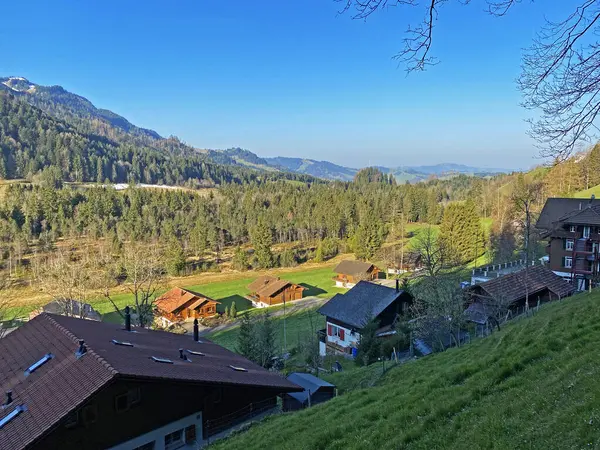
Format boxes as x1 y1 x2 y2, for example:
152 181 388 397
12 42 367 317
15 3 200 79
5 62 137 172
70 265 346 323
575 184 600 199
208 306 325 353
210 288 600 450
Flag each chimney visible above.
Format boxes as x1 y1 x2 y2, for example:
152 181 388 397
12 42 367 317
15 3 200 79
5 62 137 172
4 391 12 406
193 319 199 342
125 306 131 332
395 279 400 292
589 194 596 208
179 348 188 361
77 339 87 356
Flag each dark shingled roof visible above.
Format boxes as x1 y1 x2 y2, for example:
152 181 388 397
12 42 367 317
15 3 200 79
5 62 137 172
317 281 408 329
472 265 574 304
32 299 102 321
557 205 600 226
536 197 600 230
333 260 376 276
0 314 300 450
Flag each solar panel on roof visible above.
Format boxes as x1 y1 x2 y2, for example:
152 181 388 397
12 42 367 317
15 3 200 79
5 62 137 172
24 353 53 377
0 405 26 429
151 356 173 364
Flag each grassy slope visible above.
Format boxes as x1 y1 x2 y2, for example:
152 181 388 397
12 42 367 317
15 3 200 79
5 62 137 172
574 184 600 199
208 307 325 353
211 289 600 450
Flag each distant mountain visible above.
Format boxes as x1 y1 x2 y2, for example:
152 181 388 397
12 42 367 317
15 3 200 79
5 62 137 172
261 156 510 183
265 157 358 181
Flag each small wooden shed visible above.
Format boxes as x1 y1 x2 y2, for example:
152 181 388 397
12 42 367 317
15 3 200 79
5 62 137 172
282 372 335 411
247 276 305 308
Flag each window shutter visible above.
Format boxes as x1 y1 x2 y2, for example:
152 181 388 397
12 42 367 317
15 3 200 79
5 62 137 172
562 257 565 267
339 329 345 341
327 324 332 336
563 239 566 250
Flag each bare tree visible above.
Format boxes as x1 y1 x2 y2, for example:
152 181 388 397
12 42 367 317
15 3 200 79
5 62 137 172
511 175 543 312
103 242 165 328
35 247 96 319
0 276 20 339
338 0 600 158
411 226 458 279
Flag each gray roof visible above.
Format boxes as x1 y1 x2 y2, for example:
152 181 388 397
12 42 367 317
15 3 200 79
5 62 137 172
40 300 102 321
317 281 408 329
558 205 600 226
286 372 334 404
536 197 600 230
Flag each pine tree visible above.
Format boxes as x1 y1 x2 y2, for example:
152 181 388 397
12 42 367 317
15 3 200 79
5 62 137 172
356 317 381 366
232 246 249 271
256 313 276 368
252 221 274 269
230 301 237 318
237 314 257 362
224 305 230 318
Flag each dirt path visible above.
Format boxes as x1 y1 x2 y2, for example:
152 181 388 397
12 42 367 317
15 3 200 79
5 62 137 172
195 296 328 336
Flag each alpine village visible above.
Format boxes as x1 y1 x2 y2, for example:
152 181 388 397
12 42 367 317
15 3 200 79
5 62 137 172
3 2 600 449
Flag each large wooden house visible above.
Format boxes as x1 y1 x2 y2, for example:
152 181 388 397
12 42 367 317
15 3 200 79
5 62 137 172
0 313 300 450
333 260 380 288
317 280 412 357
247 276 305 308
154 287 220 326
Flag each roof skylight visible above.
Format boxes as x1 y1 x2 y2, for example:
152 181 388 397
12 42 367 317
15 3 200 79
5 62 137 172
229 365 248 372
0 405 26 429
151 356 173 364
112 339 134 347
24 353 53 377
186 349 205 356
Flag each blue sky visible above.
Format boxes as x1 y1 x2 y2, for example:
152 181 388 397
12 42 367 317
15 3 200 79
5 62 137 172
0 0 574 169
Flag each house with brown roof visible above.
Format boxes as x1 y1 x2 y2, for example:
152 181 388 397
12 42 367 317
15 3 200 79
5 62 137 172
467 265 575 323
0 312 300 450
536 196 600 291
247 276 305 308
333 260 380 288
155 287 220 327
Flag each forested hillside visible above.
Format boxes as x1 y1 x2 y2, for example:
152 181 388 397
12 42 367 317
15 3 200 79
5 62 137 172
0 93 313 186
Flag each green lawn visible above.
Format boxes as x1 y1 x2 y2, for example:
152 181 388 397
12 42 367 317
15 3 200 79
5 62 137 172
90 265 345 322
210 288 600 450
207 306 325 354
575 184 600 199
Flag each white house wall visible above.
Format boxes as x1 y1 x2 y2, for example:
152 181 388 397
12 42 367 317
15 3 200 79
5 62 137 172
326 321 359 348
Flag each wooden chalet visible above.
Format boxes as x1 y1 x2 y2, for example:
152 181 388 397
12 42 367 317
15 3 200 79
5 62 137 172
247 276 305 308
333 260 380 288
0 313 300 450
467 265 574 324
155 287 220 326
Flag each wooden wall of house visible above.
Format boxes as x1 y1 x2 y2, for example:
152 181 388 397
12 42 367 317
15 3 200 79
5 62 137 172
34 379 281 449
259 285 303 306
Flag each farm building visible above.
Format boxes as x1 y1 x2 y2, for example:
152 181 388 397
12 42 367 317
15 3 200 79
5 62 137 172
0 313 300 450
282 372 336 411
154 287 220 327
29 299 102 321
333 260 380 288
467 265 575 325
247 276 305 308
317 280 412 357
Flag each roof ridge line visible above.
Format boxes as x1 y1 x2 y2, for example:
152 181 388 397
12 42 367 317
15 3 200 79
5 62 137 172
42 314 119 376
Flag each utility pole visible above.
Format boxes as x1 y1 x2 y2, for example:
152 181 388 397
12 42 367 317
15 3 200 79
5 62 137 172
283 297 287 354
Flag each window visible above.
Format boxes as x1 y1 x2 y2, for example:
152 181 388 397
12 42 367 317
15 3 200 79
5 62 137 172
185 425 197 443
566 239 574 251
82 404 98 426
327 324 345 341
133 442 155 450
164 429 184 450
115 388 141 413
564 257 573 268
584 226 591 238
570 225 576 233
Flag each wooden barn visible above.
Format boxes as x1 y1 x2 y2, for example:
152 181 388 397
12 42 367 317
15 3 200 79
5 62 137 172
333 260 380 288
247 276 305 308
155 287 220 326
